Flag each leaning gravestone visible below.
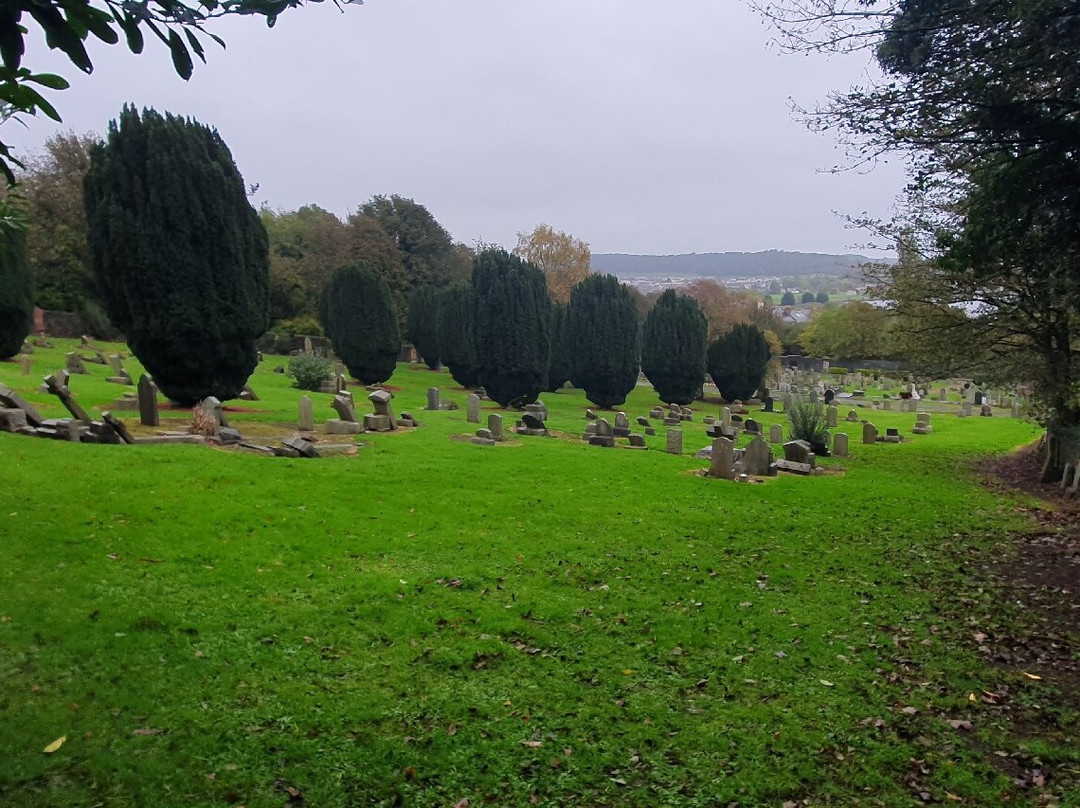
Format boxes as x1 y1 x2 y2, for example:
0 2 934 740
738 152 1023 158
137 374 160 427
44 374 90 422
364 389 397 432
65 352 87 375
466 394 481 423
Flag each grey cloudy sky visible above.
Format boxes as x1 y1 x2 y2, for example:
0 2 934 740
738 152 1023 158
12 0 906 257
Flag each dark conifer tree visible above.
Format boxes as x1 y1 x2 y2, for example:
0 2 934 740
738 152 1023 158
0 200 33 359
641 289 707 405
707 323 771 402
322 263 400 385
471 248 551 407
436 280 481 389
567 274 640 409
545 301 572 392
83 106 269 405
406 284 441 369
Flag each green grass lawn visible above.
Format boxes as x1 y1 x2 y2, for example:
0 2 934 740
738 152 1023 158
0 339 1073 807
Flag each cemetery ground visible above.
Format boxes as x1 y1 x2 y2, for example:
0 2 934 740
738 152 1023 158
1 340 1078 807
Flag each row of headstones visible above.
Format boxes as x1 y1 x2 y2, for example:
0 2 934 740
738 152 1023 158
297 388 418 434
702 435 832 479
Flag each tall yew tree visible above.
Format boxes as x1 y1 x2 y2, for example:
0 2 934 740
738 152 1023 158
437 280 481 389
322 264 400 385
545 301 572 392
471 248 551 407
641 289 707 405
568 274 640 409
707 323 770 402
84 106 269 405
0 198 33 359
406 284 441 369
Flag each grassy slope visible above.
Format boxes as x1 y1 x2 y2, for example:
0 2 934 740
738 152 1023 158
0 340 1066 807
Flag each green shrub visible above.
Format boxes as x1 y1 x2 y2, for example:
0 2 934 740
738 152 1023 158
288 352 333 391
828 366 847 375
787 400 830 453
276 317 323 337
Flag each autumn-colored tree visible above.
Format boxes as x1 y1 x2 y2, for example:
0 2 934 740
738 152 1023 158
17 131 100 312
514 223 591 304
683 279 782 341
798 301 892 360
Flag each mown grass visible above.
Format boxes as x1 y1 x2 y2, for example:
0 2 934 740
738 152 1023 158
0 339 1070 807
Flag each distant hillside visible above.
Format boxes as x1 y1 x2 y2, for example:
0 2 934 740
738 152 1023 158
590 250 872 279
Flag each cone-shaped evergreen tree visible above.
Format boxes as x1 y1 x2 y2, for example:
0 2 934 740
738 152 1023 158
567 274 640 409
707 323 771 402
641 289 707 405
83 106 269 405
545 301 572 392
406 284 441 369
0 199 33 359
471 248 551 407
436 280 481 389
322 263 400 385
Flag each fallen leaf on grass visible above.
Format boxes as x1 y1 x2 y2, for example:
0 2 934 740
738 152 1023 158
131 728 164 736
447 724 457 736
521 740 543 748
42 736 66 753
1021 671 1042 680
820 680 834 687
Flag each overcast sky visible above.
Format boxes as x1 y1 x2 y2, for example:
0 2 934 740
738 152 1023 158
11 0 906 257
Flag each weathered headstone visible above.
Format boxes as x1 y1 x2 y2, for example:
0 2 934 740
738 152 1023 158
44 374 90 422
782 439 814 466
743 418 761 435
846 409 859 422
614 411 631 437
426 387 441 411
769 423 783 443
331 393 357 422
721 407 731 429
487 413 504 441
666 428 682 455
466 394 481 423
367 389 397 431
743 435 774 476
980 404 993 417
762 396 774 413
824 388 835 405
649 406 664 420
303 336 313 354
707 437 735 479
65 352 87 375
298 395 314 431
100 411 135 444
961 401 972 417
862 422 878 444
833 432 849 457
589 418 615 447
0 383 43 426
912 412 932 435
137 374 159 427
826 405 838 427
0 408 29 432
19 355 30 375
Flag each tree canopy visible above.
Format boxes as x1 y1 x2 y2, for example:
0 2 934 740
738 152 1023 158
321 263 400 386
567 274 640 409
0 197 33 359
84 105 269 405
707 323 770 402
406 284 441 370
514 223 591 304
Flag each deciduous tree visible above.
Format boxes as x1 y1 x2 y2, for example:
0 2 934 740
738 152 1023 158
514 223 591 304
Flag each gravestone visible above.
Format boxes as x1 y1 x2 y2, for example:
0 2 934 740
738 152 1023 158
137 374 159 427
20 355 31 375
980 404 993 417
365 389 397 431
585 408 597 420
589 418 615 447
680 406 693 421
881 399 892 411
487 413 504 441
809 390 819 404
961 401 972 417
636 416 650 427
649 406 664 420
846 409 859 422
466 394 481 423
519 413 548 436
627 434 647 448
762 396 774 413
743 418 761 435
106 355 132 384
824 388 835 405
782 440 814 466
426 388 441 411
614 412 631 437
884 427 902 443
527 399 549 421
0 408 29 432
721 407 732 429
303 336 313 353
769 423 783 443
826 405 838 427
331 393 357 422
743 435 774 476
862 422 879 444
44 374 90 422
912 412 932 435
298 395 314 431
833 432 849 457
707 437 735 479
239 384 259 401
65 352 87 374
666 428 682 455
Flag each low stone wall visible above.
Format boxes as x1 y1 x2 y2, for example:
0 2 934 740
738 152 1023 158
34 308 84 339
